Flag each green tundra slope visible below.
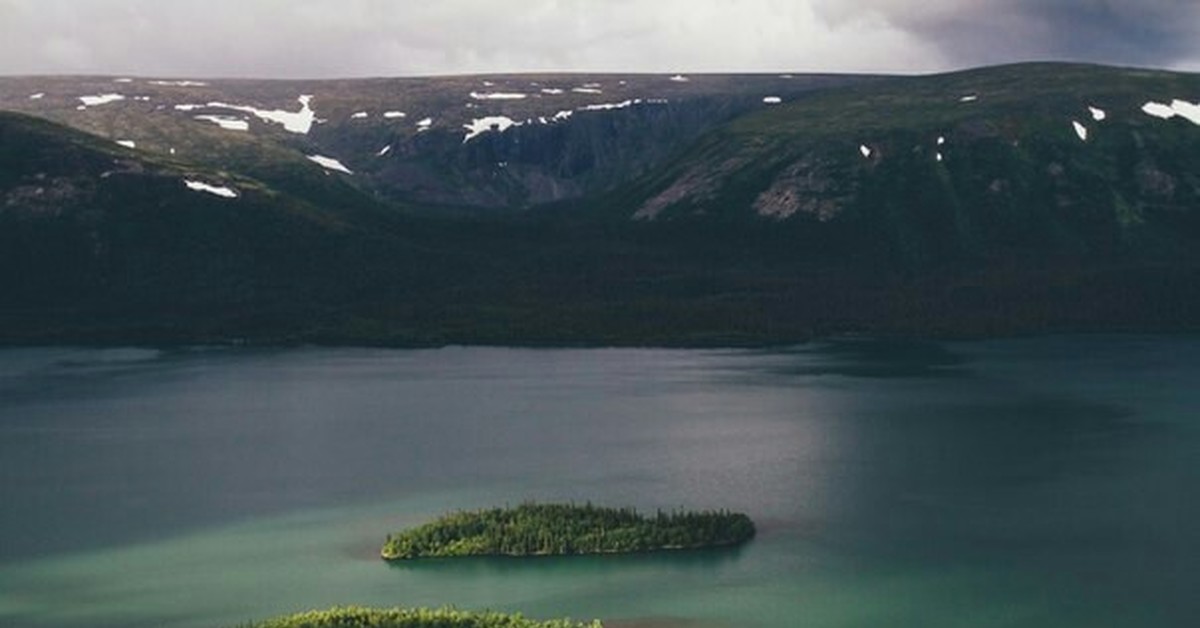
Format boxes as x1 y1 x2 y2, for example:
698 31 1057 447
0 111 450 342
2 63 1200 345
617 63 1200 265
0 72 874 210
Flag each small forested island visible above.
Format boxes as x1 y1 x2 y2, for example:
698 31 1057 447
240 606 601 628
381 503 755 560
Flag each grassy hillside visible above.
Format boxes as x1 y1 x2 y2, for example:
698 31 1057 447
3 63 1200 345
0 111 450 342
0 72 875 210
618 63 1200 267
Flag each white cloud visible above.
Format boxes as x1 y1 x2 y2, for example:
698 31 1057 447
0 0 1195 77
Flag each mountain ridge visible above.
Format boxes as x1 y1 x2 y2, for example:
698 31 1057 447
1 70 881 210
3 63 1199 345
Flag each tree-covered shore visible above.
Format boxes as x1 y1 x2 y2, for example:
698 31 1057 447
239 606 601 628
381 503 755 560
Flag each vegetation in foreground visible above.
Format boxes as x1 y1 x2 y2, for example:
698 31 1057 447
239 606 601 628
381 503 755 560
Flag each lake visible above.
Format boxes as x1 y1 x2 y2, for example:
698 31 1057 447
0 337 1196 628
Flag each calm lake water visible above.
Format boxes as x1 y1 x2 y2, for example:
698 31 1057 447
0 338 1196 628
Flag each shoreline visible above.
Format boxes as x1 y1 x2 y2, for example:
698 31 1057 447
3 327 1199 352
382 537 750 562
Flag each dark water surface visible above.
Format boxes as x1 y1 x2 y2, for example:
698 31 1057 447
0 338 1196 627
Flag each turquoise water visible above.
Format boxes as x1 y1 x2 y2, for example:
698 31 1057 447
0 338 1196 627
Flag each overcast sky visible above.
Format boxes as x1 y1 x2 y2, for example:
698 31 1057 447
2 0 1199 78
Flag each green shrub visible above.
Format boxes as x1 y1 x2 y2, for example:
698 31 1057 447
241 606 601 628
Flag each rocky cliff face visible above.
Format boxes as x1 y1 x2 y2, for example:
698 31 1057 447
350 96 753 208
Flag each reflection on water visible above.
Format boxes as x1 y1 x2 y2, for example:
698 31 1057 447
743 338 970 379
606 618 730 628
0 337 1197 628
387 544 748 579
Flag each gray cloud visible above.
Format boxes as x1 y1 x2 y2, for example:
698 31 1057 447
0 0 1197 78
813 0 1200 70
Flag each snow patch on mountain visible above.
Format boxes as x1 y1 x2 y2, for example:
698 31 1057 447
149 80 209 87
184 180 238 198
578 99 638 112
1142 99 1200 125
470 91 527 100
463 116 521 142
204 95 315 134
1176 100 1200 125
1171 100 1200 124
79 94 125 106
307 154 353 174
1142 102 1174 119
195 115 249 131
